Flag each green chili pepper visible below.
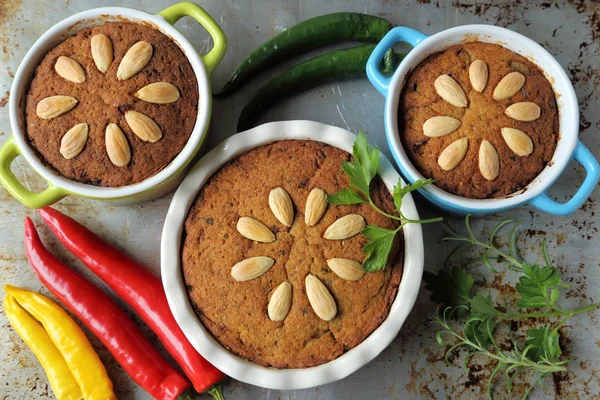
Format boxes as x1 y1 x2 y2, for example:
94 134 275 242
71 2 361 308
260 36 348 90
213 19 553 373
237 45 402 132
215 13 392 97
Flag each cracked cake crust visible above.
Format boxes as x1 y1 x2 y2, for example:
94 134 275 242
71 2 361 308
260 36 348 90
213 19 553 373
181 140 403 368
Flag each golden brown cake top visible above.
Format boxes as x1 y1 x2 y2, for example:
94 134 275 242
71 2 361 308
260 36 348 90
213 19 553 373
182 140 403 368
399 42 558 199
25 22 198 187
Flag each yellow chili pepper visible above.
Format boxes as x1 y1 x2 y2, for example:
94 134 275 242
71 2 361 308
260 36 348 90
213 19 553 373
4 285 115 400
4 294 82 400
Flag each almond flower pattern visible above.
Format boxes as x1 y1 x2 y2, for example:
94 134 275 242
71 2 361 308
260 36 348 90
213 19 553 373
232 187 366 322
426 61 539 181
35 35 181 167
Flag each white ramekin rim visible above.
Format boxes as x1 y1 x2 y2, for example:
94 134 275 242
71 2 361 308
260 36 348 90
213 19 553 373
160 120 425 390
385 24 579 210
9 6 210 198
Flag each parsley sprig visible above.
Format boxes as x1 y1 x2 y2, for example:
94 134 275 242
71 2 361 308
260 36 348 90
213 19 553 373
425 216 598 399
328 132 441 272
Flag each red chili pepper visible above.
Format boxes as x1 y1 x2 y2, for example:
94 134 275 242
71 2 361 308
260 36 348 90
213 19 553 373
24 217 190 400
37 207 226 393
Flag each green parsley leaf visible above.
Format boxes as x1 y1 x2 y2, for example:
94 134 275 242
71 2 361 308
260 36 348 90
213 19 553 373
362 225 396 272
525 325 562 362
342 132 379 196
470 293 501 318
423 266 474 318
393 178 434 212
516 263 561 309
464 317 498 350
327 188 367 205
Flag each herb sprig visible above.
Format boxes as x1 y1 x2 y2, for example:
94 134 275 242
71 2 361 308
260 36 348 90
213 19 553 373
424 216 598 399
328 132 442 272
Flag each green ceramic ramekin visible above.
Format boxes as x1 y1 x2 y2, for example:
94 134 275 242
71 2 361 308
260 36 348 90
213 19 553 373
0 2 227 208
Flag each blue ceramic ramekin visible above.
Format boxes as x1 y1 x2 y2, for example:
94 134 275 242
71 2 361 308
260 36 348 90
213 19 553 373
366 25 599 216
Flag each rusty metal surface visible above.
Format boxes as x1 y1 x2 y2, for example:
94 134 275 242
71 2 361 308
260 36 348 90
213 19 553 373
1 0 599 399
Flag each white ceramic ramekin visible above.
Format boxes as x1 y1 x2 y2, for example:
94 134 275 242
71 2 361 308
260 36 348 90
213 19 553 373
367 25 599 216
0 3 227 208
161 120 424 390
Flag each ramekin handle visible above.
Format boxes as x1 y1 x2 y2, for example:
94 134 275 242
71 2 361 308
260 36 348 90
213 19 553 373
366 27 428 96
530 141 600 216
0 136 68 208
158 2 228 75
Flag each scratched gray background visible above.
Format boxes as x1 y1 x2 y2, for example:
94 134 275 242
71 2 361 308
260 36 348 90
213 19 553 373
1 0 599 399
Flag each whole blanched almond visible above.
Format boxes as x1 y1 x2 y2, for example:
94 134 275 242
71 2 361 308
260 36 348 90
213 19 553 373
305 188 328 226
327 258 364 281
501 128 533 156
438 137 469 171
267 281 292 321
478 140 499 181
423 116 461 137
505 102 541 122
36 96 78 119
305 274 337 321
231 256 274 282
269 187 294 226
236 217 275 243
324 214 365 240
55 56 86 83
60 123 88 159
117 41 153 80
469 59 488 92
493 72 525 100
105 123 131 167
434 75 467 107
91 34 113 73
135 82 180 104
125 111 162 143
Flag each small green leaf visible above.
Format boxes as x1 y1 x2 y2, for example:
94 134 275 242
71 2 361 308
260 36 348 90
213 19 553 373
423 266 474 318
525 325 562 362
481 250 499 273
361 225 396 272
342 132 379 196
353 132 379 189
470 293 501 318
541 238 553 268
518 295 549 308
488 219 514 246
464 317 498 350
516 263 561 309
508 222 523 262
392 178 433 212
327 188 367 205
549 288 560 306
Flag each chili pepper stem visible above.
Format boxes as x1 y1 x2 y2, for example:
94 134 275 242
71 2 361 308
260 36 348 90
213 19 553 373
175 385 225 400
205 385 226 400
177 388 195 400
